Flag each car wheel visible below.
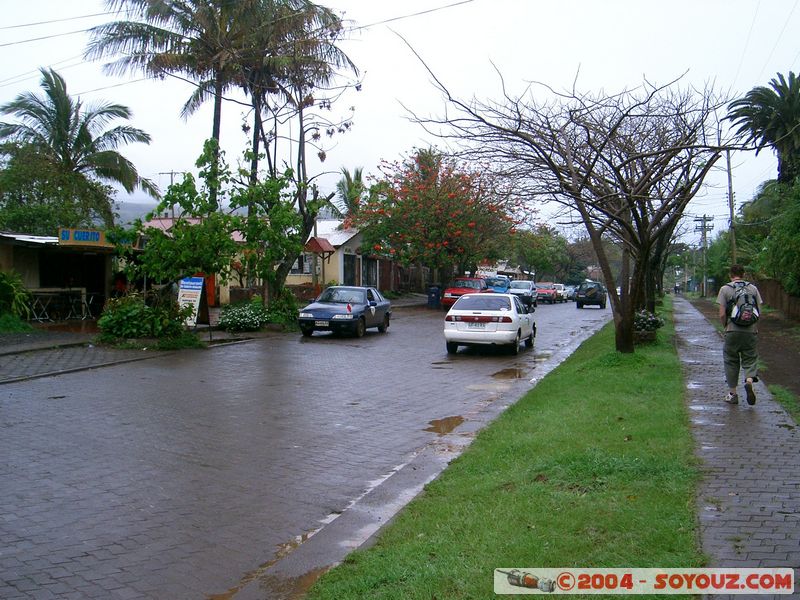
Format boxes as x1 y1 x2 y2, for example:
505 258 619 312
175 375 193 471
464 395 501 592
577 302 583 309
378 314 390 333
600 302 606 309
524 330 534 348
446 341 458 354
354 318 366 338
510 331 521 355
301 327 313 337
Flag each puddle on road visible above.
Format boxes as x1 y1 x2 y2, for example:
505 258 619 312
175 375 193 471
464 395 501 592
686 381 706 389
689 404 714 411
425 415 464 435
492 367 527 379
691 418 725 427
207 532 316 600
466 382 511 394
533 351 552 362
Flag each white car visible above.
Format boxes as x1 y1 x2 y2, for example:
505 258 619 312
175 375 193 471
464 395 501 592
553 283 568 302
508 279 537 307
444 293 536 355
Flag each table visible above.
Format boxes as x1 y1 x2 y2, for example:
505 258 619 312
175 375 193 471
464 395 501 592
29 288 90 321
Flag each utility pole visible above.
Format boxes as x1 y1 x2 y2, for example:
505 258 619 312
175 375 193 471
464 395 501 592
694 215 714 296
159 171 185 218
726 150 737 263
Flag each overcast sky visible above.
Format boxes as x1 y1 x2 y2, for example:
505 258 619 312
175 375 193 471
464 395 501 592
2 0 799 246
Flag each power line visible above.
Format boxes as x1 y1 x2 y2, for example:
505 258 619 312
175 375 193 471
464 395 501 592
350 0 477 31
0 11 119 30
76 77 149 96
731 0 761 89
0 2 476 97
0 55 87 87
0 28 88 48
757 0 799 80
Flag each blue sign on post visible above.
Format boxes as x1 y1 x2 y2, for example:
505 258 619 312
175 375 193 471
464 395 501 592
178 277 205 326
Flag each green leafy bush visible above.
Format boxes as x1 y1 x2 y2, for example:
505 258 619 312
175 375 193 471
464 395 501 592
98 293 190 340
634 309 665 332
0 270 31 319
265 290 299 327
218 298 269 332
0 312 33 332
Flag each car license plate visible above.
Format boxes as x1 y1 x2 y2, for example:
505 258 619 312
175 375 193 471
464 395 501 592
467 322 486 329
314 320 329 327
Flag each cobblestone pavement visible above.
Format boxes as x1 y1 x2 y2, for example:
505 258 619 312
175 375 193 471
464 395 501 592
0 344 168 384
0 302 610 599
673 298 800 598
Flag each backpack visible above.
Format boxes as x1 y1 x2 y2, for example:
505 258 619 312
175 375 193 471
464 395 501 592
726 281 759 327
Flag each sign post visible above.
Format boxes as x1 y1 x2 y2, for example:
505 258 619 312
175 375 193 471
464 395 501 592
178 277 205 327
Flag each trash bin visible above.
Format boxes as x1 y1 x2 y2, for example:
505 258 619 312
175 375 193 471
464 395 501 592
427 286 441 309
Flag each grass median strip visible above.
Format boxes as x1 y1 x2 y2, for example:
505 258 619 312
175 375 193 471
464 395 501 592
308 302 703 599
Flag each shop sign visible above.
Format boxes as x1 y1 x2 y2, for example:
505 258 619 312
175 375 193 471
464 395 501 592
58 228 113 247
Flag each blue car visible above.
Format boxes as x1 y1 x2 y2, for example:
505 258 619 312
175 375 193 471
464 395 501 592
298 286 392 337
484 275 511 293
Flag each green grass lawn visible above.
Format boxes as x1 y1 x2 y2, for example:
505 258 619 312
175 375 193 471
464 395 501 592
307 301 703 599
769 385 800 424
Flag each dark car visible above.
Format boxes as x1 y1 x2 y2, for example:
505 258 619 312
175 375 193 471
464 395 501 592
575 281 607 309
298 286 391 337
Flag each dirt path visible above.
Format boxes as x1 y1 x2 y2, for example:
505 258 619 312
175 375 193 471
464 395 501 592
687 296 800 399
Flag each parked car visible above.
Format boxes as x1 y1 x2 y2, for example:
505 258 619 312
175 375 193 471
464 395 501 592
441 277 490 308
575 281 607 309
444 293 535 355
298 285 391 337
565 285 577 300
484 275 511 293
553 283 568 302
535 282 558 304
508 279 537 307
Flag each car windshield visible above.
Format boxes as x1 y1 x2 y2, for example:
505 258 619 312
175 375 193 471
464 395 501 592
452 295 511 311
538 283 554 289
579 284 602 293
453 279 482 289
318 288 366 304
510 281 531 289
485 277 508 287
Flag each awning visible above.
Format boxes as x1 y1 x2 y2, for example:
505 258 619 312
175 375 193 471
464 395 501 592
305 236 336 259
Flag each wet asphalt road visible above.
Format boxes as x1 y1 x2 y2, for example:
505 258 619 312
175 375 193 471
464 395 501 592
1 301 611 599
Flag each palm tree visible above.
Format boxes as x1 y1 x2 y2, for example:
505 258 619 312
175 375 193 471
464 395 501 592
333 166 364 218
728 71 800 183
86 0 239 146
0 68 158 204
86 0 244 207
234 0 358 181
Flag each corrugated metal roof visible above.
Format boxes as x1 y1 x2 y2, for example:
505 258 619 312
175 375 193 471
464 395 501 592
309 219 359 247
0 232 59 245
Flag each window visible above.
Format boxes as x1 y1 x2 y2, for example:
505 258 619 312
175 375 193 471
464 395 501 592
290 253 312 275
453 295 511 311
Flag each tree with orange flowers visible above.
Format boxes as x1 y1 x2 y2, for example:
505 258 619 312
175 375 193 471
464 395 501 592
352 149 518 279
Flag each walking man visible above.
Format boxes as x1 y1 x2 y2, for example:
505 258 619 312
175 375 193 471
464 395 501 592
717 264 763 405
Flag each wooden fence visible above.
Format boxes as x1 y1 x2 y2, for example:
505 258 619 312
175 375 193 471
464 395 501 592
755 278 800 322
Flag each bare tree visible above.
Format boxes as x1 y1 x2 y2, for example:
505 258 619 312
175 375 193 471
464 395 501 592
412 64 728 352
